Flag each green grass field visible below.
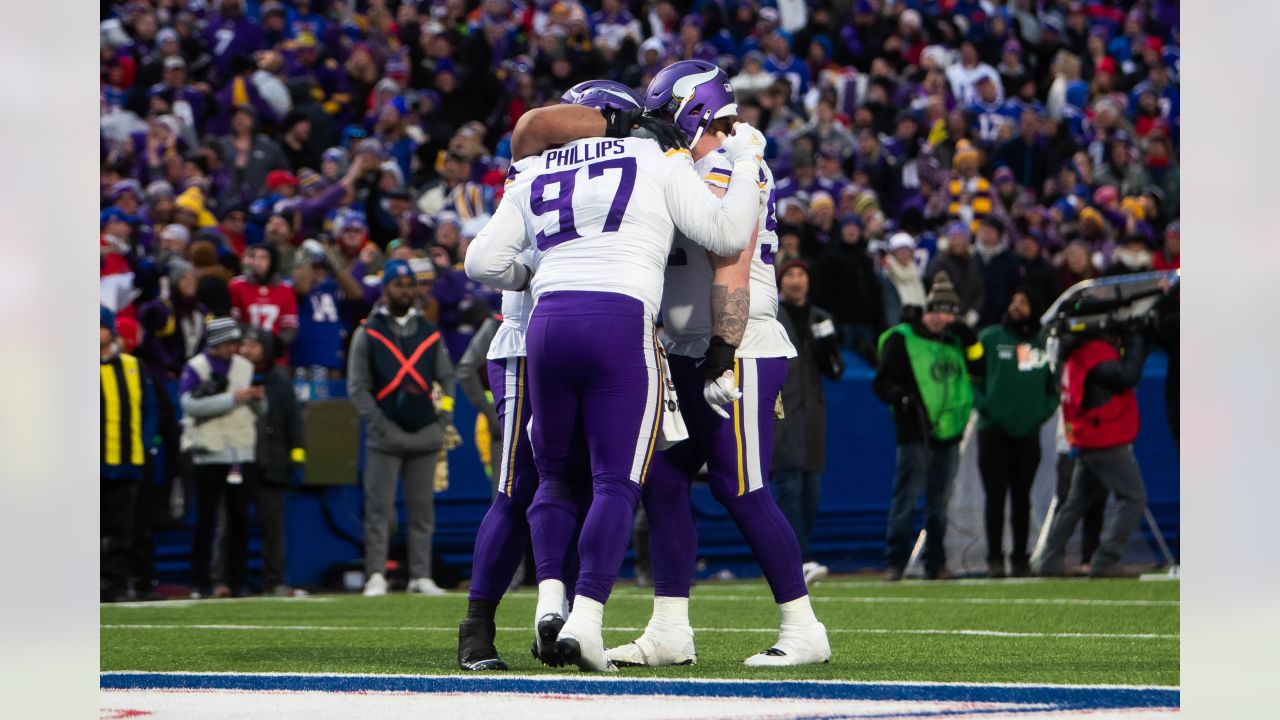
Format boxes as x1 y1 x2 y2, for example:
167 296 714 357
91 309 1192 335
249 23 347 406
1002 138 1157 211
101 576 1178 687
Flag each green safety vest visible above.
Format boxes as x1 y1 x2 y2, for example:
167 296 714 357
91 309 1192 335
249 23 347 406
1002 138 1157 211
877 324 975 441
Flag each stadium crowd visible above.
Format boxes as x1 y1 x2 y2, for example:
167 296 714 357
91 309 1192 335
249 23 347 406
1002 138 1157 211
99 0 1179 600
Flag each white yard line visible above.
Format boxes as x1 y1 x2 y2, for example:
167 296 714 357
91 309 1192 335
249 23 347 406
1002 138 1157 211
101 624 1177 640
106 597 332 609
505 591 1178 608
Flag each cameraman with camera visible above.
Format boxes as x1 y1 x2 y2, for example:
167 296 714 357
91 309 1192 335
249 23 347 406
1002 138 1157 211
874 273 986 581
1033 317 1151 578
180 317 262 597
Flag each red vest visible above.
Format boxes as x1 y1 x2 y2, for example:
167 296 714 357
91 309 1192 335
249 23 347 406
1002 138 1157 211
1060 339 1139 449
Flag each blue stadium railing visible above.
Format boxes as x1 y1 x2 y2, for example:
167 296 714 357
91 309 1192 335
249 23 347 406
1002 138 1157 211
152 352 1179 590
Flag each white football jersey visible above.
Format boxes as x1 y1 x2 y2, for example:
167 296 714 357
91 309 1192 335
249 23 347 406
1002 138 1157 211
465 137 761 318
487 250 535 360
661 149 796 359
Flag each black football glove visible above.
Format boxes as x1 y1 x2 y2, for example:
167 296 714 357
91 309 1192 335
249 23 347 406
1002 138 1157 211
701 336 737 380
601 108 689 152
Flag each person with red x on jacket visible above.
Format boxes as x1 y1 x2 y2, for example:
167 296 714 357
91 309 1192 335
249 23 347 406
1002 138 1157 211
347 259 457 597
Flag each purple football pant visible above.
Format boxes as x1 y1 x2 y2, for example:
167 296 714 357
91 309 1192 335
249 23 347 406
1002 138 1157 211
525 291 663 605
467 357 537 603
645 354 806 604
468 356 589 603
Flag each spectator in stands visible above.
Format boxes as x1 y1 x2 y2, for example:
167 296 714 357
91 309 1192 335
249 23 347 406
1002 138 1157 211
100 307 158 602
218 105 289 207
229 245 299 359
1014 233 1060 318
882 232 926 327
946 140 993 230
1106 230 1155 276
947 40 1002 106
261 206 301 276
813 217 883 362
1057 239 1098 291
874 274 984 581
136 259 208 377
995 110 1051 193
180 317 262 598
239 327 305 596
975 291 1058 578
772 260 844 586
347 260 456 597
973 217 1020 328
189 238 234 316
1034 322 1150 578
925 223 984 327
291 239 364 374
1095 137 1150 199
1153 220 1180 271
280 110 320 173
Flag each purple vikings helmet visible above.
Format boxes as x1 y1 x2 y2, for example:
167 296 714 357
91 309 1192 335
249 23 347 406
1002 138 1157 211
644 60 738 147
560 79 643 110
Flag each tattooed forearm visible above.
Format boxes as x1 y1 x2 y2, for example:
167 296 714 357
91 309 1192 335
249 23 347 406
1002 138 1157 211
710 284 750 347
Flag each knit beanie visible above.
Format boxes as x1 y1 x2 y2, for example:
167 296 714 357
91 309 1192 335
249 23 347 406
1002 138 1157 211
205 317 242 347
777 258 810 281
926 272 962 314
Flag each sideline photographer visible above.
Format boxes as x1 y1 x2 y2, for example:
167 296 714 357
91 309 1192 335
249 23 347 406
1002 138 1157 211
1033 315 1151 578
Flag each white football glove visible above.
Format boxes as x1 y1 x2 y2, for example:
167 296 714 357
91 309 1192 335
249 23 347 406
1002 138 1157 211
718 122 766 166
703 370 742 420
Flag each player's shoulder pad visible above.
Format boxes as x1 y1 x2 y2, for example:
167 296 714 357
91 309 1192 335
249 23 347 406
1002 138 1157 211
658 142 693 166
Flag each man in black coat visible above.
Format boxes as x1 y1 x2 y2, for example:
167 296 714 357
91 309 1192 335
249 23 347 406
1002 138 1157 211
239 327 306 596
771 260 845 586
994 109 1050 192
811 219 884 362
1013 232 1060 318
972 216 1021 328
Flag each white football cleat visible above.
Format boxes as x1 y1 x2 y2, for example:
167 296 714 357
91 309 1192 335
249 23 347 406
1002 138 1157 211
406 577 447 595
606 624 697 666
363 572 388 597
556 626 616 673
743 622 831 667
803 561 829 586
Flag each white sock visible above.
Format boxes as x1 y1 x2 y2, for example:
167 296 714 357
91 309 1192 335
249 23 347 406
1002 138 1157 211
536 579 566 622
650 596 690 630
565 595 604 636
778 595 818 628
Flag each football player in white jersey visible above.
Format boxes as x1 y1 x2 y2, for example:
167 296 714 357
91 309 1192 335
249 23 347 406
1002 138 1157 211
622 60 831 668
518 61 832 667
457 81 646 671
465 93 768 672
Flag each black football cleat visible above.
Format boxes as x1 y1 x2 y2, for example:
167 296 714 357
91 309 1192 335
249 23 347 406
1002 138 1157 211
530 613 566 667
458 618 508 671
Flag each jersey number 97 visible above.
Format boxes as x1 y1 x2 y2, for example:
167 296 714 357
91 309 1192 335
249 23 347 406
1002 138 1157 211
530 158 637 251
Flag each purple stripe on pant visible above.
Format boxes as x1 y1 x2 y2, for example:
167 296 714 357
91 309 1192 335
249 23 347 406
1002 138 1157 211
525 291 661 605
645 354 806 604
